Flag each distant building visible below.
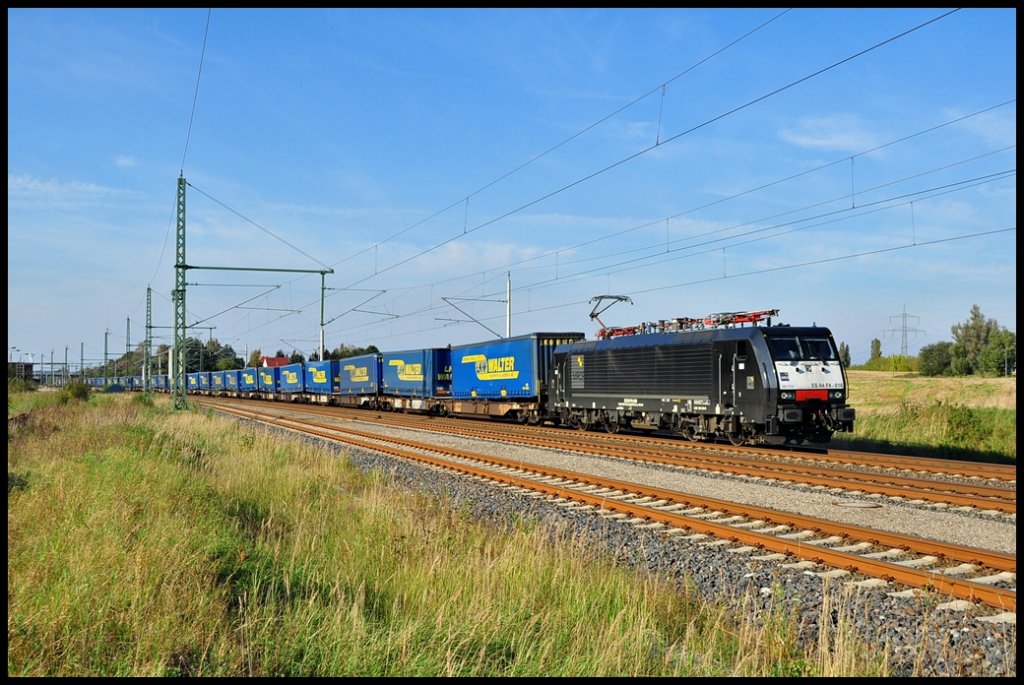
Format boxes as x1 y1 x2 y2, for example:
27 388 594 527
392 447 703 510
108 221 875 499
260 356 290 368
7 362 34 382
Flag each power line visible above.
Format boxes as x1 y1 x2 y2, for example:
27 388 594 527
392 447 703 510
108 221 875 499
148 9 212 288
325 9 793 273
333 9 964 294
185 182 332 270
180 9 212 176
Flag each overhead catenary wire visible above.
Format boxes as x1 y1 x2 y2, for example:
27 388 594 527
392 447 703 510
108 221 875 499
295 150 1015 346
148 9 213 289
325 8 795 273
330 8 965 295
254 11 992 348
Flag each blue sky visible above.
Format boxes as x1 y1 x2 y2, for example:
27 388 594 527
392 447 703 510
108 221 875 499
8 8 1016 370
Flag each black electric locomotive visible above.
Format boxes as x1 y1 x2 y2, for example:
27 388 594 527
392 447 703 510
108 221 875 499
548 310 855 445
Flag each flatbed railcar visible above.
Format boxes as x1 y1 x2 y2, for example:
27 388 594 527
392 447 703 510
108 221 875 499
380 347 452 413
443 332 585 423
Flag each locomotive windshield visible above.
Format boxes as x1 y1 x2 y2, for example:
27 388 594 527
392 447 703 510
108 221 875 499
766 335 838 362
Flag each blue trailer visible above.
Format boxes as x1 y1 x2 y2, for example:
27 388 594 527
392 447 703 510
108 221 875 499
224 370 240 393
338 353 382 405
212 371 226 392
187 372 201 392
258 367 280 394
451 332 585 400
304 360 340 395
380 348 451 411
239 368 258 393
279 363 304 394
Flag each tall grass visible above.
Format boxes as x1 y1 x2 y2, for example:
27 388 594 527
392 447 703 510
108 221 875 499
8 395 886 676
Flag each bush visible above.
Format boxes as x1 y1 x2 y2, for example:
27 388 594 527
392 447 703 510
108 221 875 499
8 378 37 393
918 342 953 376
61 381 92 402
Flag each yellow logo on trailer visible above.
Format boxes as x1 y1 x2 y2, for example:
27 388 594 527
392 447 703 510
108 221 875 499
461 354 519 381
344 365 369 382
310 369 327 384
283 370 298 384
389 359 424 381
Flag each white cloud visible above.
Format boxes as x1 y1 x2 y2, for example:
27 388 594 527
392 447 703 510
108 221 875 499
778 114 880 153
7 173 126 203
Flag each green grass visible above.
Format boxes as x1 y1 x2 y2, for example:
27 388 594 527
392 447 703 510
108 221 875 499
8 394 888 677
834 371 1016 463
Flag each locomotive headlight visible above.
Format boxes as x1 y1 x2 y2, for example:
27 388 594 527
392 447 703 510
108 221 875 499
830 390 844 399
780 391 794 400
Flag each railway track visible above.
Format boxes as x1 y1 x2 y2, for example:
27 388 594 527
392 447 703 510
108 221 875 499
204 397 1017 515
198 398 1016 614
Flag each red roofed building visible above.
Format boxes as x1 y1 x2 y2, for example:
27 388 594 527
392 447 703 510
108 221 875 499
260 356 291 368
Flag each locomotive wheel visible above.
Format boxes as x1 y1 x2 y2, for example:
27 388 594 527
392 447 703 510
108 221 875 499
682 426 699 442
604 421 620 434
727 431 746 446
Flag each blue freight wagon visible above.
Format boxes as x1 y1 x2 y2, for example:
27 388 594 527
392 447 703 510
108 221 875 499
338 353 382 405
381 348 452 411
257 367 280 394
450 333 585 416
305 360 340 395
187 372 201 392
224 370 240 393
154 374 169 391
212 371 226 392
239 368 258 393
279 363 304 394
197 372 212 392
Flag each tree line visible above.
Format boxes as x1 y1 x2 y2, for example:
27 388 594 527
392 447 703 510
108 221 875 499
843 305 1015 377
80 305 1014 381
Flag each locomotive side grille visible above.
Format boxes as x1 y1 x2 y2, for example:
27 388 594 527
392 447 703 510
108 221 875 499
581 343 713 395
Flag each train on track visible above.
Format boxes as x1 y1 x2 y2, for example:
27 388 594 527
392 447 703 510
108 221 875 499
97 309 856 446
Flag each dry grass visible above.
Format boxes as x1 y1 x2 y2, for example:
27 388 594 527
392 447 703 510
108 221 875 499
8 394 890 676
846 370 1016 414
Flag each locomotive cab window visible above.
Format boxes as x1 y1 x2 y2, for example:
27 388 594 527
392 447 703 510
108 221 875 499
736 341 748 360
803 338 837 361
767 337 800 361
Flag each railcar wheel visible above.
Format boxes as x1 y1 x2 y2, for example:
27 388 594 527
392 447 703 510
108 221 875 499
604 421 620 434
681 426 699 442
